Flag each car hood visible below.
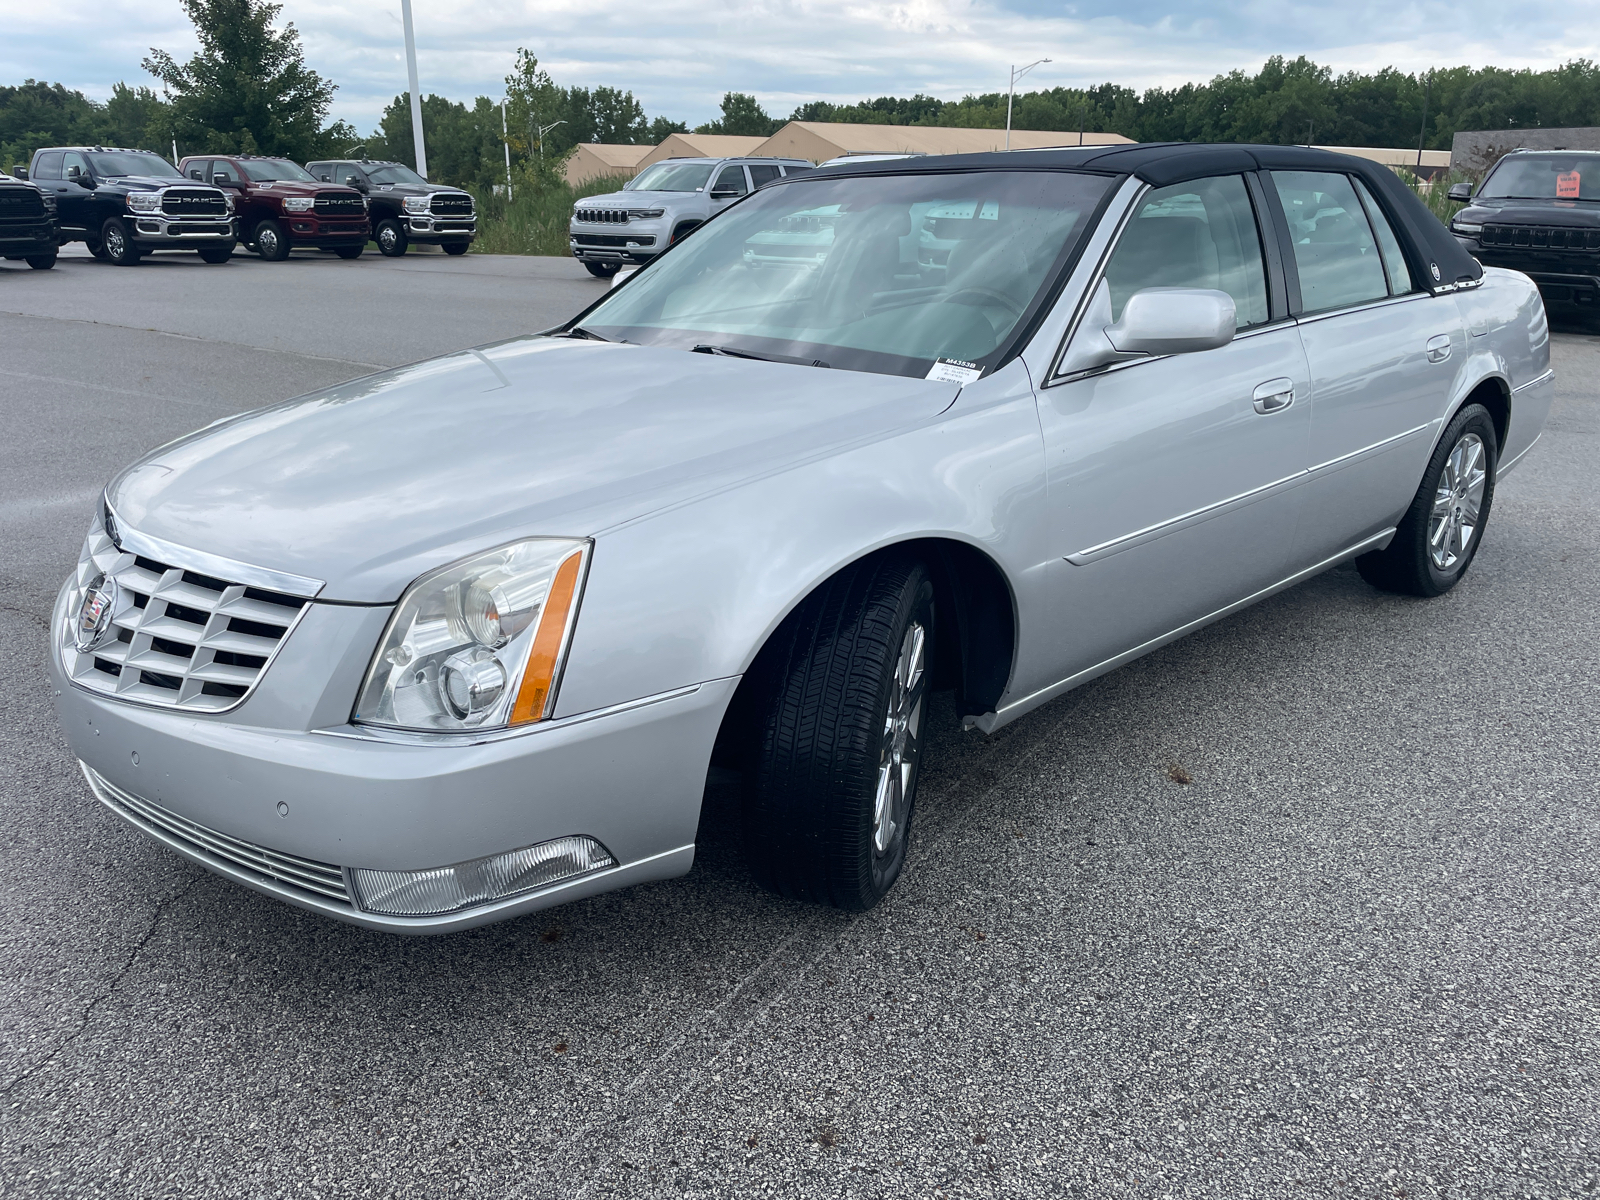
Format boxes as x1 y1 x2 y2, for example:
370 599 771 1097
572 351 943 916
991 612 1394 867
107 338 961 602
115 176 193 192
579 189 689 207
374 182 470 198
1463 198 1600 227
256 180 356 197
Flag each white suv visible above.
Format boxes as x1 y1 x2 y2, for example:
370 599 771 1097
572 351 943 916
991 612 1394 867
569 156 813 278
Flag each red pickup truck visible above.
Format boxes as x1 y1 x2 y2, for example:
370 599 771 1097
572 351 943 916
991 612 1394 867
177 154 370 260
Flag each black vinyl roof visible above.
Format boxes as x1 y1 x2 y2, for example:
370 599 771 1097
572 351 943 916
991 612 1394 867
818 141 1482 291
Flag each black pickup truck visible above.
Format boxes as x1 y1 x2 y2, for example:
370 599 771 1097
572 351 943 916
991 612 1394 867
25 147 236 265
1449 149 1600 318
304 159 476 256
0 172 59 268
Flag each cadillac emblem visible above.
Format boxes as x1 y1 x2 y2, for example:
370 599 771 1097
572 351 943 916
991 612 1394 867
73 573 119 653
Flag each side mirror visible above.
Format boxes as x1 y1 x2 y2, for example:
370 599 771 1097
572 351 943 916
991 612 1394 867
319 174 332 182
710 188 739 200
77 174 96 189
1055 281 1235 377
11 166 27 180
212 173 232 186
350 177 369 192
1447 182 1473 203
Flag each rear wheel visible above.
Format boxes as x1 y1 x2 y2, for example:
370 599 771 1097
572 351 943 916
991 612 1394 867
100 219 140 265
254 220 290 261
25 250 57 269
333 245 363 259
1357 403 1499 597
375 218 407 257
583 260 620 278
442 242 469 256
742 553 935 911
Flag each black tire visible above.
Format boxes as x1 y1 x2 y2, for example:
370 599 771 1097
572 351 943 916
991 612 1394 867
254 220 290 261
671 221 700 244
333 245 363 260
442 242 469 256
583 260 620 278
374 218 407 257
1357 402 1499 597
742 553 936 911
100 219 140 265
197 245 232 264
25 251 57 269
86 237 108 261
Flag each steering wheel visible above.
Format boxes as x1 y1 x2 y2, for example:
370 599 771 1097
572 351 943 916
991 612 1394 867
946 286 1025 317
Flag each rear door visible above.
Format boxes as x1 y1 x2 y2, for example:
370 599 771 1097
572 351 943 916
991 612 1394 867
1268 169 1464 565
57 152 94 233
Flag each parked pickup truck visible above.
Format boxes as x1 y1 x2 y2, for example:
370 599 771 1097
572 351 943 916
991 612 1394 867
0 171 59 268
179 155 369 260
305 159 476 256
26 147 235 265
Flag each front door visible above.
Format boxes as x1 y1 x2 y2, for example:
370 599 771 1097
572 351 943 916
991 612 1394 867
710 164 749 214
1036 173 1312 680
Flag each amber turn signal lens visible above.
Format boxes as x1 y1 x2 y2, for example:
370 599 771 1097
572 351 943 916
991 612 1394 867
510 550 585 724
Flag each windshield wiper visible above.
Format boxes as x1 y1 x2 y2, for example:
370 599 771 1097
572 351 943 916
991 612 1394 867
692 344 830 369
561 326 611 342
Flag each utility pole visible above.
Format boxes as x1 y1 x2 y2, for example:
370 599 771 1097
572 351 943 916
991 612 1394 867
171 135 178 164
1077 100 1085 146
1417 73 1432 170
400 0 428 179
1005 58 1051 151
502 100 513 201
536 119 566 162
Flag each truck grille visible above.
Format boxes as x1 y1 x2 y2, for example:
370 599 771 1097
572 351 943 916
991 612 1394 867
84 765 352 906
63 522 310 713
161 188 229 217
574 233 655 247
430 193 473 216
1480 224 1600 251
314 192 365 216
576 208 628 224
0 187 46 219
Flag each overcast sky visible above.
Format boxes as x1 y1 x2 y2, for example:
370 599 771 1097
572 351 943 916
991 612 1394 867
4 0 1598 134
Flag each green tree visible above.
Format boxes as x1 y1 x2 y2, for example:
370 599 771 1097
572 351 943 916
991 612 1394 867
696 92 777 136
648 116 688 140
142 0 341 159
103 83 172 151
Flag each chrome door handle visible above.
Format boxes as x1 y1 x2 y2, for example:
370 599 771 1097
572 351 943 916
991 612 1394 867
1426 334 1452 363
1252 378 1295 414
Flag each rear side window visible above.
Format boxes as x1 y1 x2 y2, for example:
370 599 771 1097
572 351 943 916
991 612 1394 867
1104 174 1270 328
748 164 782 188
1272 170 1389 313
782 165 813 177
33 151 63 180
1352 178 1414 296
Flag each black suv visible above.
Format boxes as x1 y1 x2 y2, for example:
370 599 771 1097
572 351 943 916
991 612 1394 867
1449 149 1600 316
26 147 236 265
305 159 476 256
0 172 60 269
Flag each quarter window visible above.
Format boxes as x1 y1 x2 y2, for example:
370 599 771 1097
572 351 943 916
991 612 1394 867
1271 171 1390 312
1103 174 1270 328
747 164 782 188
712 165 749 197
1352 177 1414 296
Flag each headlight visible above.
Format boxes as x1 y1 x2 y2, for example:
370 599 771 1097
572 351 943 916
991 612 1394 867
403 195 431 215
1451 221 1483 235
125 192 161 212
353 539 589 733
628 208 664 219
283 196 314 212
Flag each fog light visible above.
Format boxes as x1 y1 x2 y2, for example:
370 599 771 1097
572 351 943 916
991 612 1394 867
350 836 617 916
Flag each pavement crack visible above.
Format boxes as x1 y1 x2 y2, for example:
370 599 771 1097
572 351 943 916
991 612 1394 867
0 874 201 1099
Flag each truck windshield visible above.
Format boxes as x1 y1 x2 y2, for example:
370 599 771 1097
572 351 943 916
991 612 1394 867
579 169 1111 378
627 163 716 192
1478 155 1600 202
366 164 427 186
241 159 316 182
87 152 180 178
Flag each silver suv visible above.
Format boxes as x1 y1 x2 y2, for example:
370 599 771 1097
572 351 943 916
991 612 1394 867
569 156 813 277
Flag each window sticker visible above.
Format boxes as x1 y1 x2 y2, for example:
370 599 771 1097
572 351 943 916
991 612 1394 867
926 358 983 385
1557 170 1580 199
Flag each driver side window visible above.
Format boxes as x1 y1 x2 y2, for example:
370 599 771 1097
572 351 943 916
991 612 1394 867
63 151 90 181
1103 175 1270 328
712 165 748 197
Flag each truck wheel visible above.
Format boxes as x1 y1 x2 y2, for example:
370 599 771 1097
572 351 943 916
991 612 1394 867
742 552 935 911
375 218 407 257
86 237 108 261
584 261 620 278
25 250 58 269
254 221 291 261
333 246 363 260
442 242 469 256
197 246 233 264
100 219 141 266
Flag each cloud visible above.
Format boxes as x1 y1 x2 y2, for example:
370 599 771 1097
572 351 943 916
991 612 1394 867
3 0 1597 134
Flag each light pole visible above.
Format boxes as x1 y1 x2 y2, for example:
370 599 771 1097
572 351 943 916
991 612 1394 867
400 0 427 179
1006 58 1051 151
536 119 566 162
502 100 514 200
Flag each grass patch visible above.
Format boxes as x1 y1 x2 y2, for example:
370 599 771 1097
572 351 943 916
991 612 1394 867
468 174 631 257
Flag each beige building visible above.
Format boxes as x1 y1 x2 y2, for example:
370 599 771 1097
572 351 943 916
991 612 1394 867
634 134 768 172
1313 144 1452 181
751 122 1132 162
563 143 653 187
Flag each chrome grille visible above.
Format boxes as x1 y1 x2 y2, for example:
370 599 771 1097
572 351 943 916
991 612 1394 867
62 521 309 713
160 187 229 217
1480 223 1600 251
576 208 627 224
429 192 474 216
314 191 365 216
84 765 352 905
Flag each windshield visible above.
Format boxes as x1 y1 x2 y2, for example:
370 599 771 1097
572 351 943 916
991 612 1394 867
366 164 427 186
579 169 1110 378
1479 155 1600 202
240 159 315 182
88 152 179 179
627 162 716 192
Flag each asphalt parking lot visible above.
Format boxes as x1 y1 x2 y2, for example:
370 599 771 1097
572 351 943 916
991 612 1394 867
2 246 1598 1199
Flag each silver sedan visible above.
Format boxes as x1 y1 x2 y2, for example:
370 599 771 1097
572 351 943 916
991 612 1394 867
51 144 1553 932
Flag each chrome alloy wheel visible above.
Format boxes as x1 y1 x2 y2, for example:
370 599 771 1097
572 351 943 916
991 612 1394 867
257 226 280 257
378 224 399 252
872 620 928 856
1429 432 1488 572
103 224 126 258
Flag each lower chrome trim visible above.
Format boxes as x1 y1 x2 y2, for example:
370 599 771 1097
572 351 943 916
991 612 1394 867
1308 421 1436 476
1497 432 1542 480
1067 468 1308 564
1512 367 1555 394
971 528 1397 734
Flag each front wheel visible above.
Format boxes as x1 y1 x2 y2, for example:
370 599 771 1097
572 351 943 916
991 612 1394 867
333 245 363 260
441 242 469 256
583 260 620 279
254 220 290 261
86 237 108 261
374 218 407 257
1357 403 1499 597
26 250 58 269
742 553 935 911
101 219 140 265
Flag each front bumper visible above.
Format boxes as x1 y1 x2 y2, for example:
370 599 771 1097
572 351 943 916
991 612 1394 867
285 215 370 246
131 216 237 244
569 219 664 264
404 215 476 243
50 582 733 933
0 219 58 254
